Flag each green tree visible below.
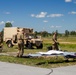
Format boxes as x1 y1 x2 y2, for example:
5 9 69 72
41 31 48 37
5 22 12 27
56 30 58 34
65 30 69 36
70 31 76 35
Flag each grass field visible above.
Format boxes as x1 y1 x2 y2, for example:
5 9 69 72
0 36 76 68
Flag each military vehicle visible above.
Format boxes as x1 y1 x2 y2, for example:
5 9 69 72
3 27 43 49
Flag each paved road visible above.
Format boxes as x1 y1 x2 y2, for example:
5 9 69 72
0 61 76 75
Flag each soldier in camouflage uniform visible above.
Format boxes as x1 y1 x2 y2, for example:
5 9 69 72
0 32 3 52
16 29 24 57
52 32 59 50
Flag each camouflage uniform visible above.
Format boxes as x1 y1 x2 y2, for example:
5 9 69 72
52 32 59 50
0 32 3 52
17 30 24 57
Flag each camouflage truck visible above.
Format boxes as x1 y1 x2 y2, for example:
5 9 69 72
3 27 43 49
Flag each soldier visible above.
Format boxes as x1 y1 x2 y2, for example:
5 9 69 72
16 29 24 57
0 32 3 52
52 32 59 50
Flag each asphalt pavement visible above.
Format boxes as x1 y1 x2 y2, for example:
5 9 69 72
0 61 76 75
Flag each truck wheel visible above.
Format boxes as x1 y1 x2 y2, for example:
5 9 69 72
7 42 12 48
39 43 43 49
36 43 43 49
28 42 33 49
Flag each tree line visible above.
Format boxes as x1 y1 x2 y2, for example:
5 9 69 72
35 30 76 37
0 22 76 37
65 30 76 36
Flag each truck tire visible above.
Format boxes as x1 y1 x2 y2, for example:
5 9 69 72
36 43 43 49
28 42 33 49
6 40 13 48
7 43 12 48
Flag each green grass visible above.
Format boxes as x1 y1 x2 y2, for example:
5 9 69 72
59 44 76 52
0 55 76 68
43 36 76 43
0 36 76 68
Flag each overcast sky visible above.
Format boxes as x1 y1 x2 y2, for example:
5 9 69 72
0 0 76 33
